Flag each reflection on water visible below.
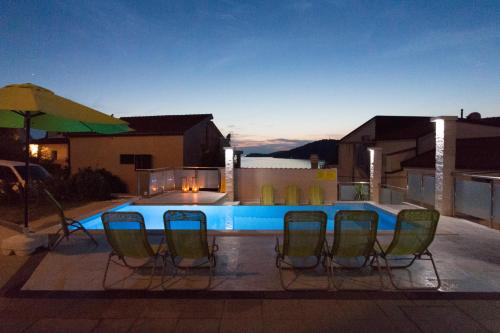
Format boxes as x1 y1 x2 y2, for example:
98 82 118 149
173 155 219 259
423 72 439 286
242 157 324 169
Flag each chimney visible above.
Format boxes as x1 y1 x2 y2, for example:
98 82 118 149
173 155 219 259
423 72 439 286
460 108 464 119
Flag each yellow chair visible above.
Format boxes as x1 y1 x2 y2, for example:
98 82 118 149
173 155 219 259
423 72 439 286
260 184 275 205
285 185 300 205
309 184 324 205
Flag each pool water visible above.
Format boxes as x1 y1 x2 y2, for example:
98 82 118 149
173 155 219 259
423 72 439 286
80 203 396 231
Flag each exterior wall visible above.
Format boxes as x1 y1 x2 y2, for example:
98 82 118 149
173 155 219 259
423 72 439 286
183 120 224 167
417 131 435 154
36 143 68 166
456 123 500 139
69 135 184 193
337 143 355 181
235 168 338 203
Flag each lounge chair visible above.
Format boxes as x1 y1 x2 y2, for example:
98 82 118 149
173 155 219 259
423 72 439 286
260 184 275 205
44 189 98 250
324 210 382 290
309 184 324 205
285 185 300 205
162 210 218 289
101 212 163 290
275 211 327 290
374 209 441 290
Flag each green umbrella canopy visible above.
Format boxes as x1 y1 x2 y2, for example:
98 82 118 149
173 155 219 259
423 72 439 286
0 83 131 133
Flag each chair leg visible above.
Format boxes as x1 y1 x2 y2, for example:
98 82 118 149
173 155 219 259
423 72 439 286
70 222 98 247
278 257 329 291
382 252 440 290
103 253 159 290
329 254 383 291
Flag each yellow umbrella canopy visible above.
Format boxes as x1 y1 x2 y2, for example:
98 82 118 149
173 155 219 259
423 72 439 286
0 83 131 133
0 83 131 229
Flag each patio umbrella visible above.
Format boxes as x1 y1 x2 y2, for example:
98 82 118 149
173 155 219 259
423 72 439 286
0 83 131 229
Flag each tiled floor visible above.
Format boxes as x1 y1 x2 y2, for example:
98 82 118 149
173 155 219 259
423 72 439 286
1 298 500 332
4 206 500 332
21 211 500 292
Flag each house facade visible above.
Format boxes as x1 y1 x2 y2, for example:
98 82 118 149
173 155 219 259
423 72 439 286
338 114 500 188
69 114 226 193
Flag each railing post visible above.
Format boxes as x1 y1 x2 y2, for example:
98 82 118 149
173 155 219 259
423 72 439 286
491 180 495 228
224 147 234 201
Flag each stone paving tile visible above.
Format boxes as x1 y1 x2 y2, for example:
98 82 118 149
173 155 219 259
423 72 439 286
401 305 490 333
261 300 302 320
0 318 36 333
220 317 263 333
24 318 99 333
91 318 136 333
101 298 150 319
335 300 388 320
63 298 114 319
176 299 225 319
129 318 178 333
481 320 500 333
140 299 183 319
261 318 402 333
452 300 500 321
174 318 220 333
0 298 74 320
298 299 344 321
375 300 421 333
223 299 262 319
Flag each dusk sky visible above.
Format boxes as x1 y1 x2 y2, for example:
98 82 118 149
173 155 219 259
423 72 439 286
1 1 499 153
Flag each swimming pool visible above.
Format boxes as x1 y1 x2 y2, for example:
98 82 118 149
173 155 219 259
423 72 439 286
80 203 396 231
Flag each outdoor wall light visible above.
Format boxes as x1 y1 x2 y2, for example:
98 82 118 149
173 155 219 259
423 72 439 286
181 177 190 192
191 177 199 193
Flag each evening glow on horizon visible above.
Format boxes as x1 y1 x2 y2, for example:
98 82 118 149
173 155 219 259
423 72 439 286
1 1 499 153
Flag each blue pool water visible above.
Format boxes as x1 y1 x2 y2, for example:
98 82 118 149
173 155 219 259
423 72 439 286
80 203 396 231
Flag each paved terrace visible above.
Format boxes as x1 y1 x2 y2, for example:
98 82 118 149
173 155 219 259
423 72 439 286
2 206 500 332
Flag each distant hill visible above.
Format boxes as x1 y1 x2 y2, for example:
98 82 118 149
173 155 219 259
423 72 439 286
247 139 339 165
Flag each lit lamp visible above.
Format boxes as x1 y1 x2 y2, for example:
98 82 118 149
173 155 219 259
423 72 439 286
191 177 199 193
181 177 190 192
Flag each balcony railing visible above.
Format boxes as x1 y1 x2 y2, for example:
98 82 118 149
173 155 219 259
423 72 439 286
454 172 500 227
380 184 406 204
337 181 370 201
136 167 222 197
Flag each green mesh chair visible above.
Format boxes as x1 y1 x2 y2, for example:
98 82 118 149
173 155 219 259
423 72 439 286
309 184 324 205
285 185 300 205
375 209 441 290
44 189 97 250
162 210 218 290
260 184 275 205
101 212 163 290
324 210 382 290
275 211 327 290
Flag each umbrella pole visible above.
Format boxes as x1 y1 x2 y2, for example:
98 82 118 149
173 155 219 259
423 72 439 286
24 113 31 230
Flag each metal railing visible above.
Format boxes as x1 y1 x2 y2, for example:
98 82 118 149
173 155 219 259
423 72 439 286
406 172 435 207
380 184 407 204
136 167 222 197
337 181 370 201
454 172 500 227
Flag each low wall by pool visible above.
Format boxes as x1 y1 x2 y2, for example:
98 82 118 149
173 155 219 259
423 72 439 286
80 203 396 231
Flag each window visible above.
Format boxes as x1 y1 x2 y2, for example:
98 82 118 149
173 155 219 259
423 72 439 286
135 155 152 169
120 154 135 164
120 154 153 169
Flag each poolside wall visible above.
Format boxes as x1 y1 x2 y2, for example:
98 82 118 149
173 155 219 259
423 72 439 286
235 168 338 204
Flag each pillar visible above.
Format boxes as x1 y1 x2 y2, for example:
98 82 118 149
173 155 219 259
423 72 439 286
432 116 457 215
224 147 234 201
369 147 382 203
